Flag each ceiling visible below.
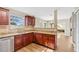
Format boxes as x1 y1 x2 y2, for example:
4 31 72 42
10 7 76 20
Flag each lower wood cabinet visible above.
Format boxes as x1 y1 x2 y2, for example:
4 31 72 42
34 33 43 44
22 34 29 46
14 32 56 51
48 35 55 49
22 33 33 47
34 33 55 49
27 33 33 43
14 33 33 51
42 34 49 46
14 35 23 51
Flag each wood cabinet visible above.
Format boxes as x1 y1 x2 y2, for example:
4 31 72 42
42 34 55 49
22 33 33 47
48 35 55 49
14 32 55 51
14 33 33 51
31 16 35 26
14 35 23 51
22 34 29 46
42 34 49 46
34 33 43 44
34 33 55 49
0 7 9 25
25 16 35 26
26 33 33 44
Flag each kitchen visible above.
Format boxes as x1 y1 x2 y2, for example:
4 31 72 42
0 7 78 52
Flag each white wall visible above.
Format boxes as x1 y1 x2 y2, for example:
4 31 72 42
35 19 55 28
35 18 46 28
5 7 26 18
46 20 54 28
58 19 70 36
58 19 67 30
35 18 71 36
72 11 79 52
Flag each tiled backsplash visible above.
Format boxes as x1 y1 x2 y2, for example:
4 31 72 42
0 25 56 34
0 25 34 34
0 25 10 33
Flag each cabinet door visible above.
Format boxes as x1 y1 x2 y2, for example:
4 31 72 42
23 34 29 46
33 33 36 42
25 16 35 26
48 35 55 49
23 33 33 46
25 16 28 26
14 35 23 51
28 16 32 26
25 16 31 26
0 8 9 25
42 34 49 46
31 16 35 26
35 33 43 44
28 33 33 43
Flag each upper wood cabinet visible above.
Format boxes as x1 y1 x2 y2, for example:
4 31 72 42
0 7 9 25
25 16 35 26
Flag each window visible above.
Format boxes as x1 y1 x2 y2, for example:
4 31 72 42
10 15 24 26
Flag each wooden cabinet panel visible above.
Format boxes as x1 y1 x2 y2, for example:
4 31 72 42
42 34 49 46
34 33 56 49
14 33 33 51
25 16 35 26
14 35 23 51
31 16 35 26
14 32 56 51
48 35 55 49
0 7 9 25
34 33 43 44
22 34 29 46
33 33 36 42
23 33 33 46
27 33 33 43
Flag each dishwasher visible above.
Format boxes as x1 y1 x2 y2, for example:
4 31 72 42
0 36 14 52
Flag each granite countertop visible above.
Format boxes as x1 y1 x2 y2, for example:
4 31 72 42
0 30 56 38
